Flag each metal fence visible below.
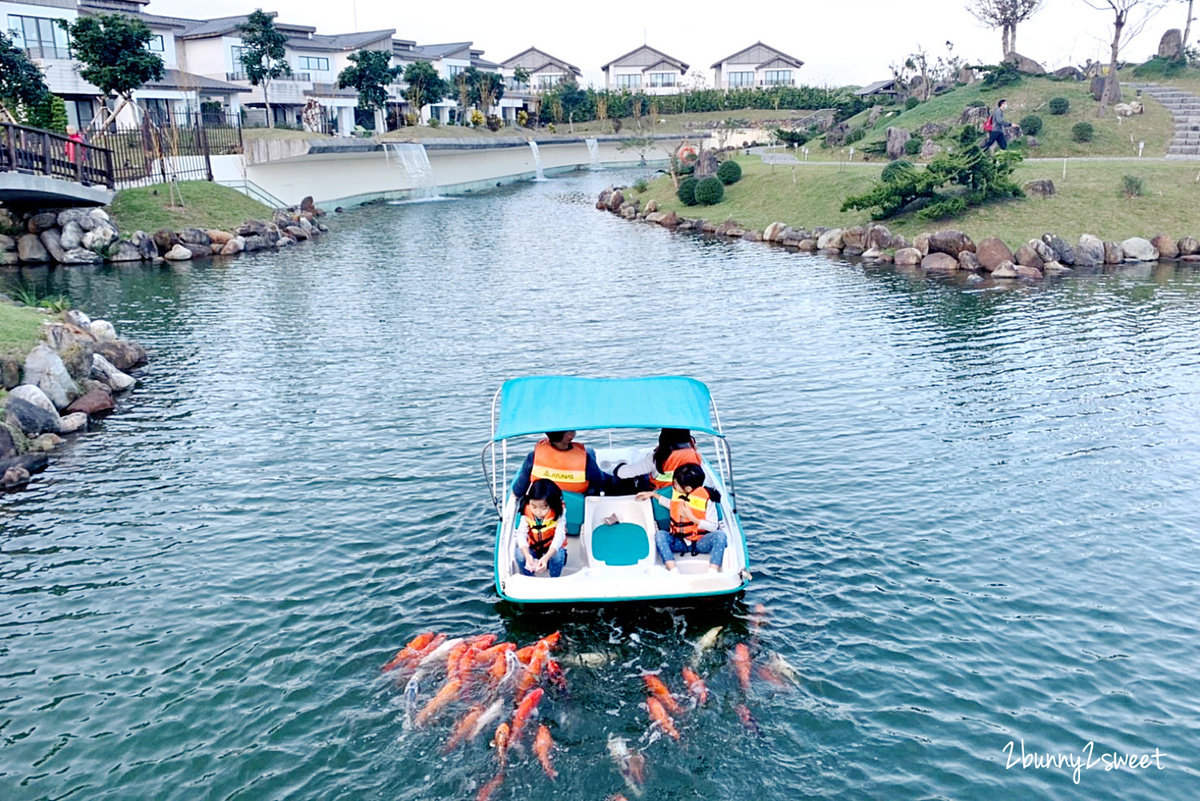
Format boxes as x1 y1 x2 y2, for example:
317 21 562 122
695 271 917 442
1 122 115 188
88 111 243 188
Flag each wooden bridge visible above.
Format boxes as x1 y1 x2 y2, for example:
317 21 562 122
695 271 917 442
1 122 116 207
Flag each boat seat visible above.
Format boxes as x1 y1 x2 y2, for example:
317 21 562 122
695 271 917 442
581 496 657 569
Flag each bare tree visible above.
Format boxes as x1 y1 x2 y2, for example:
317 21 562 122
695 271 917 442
1184 0 1195 49
966 0 1046 55
1082 0 1166 116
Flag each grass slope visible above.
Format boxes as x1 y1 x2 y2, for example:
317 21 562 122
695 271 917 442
107 181 273 234
0 304 47 359
635 156 1200 248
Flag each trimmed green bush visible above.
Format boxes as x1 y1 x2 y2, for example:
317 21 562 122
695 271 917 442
846 126 865 144
1049 97 1070 115
677 177 698 206
903 137 922 156
881 160 914 183
1122 174 1145 198
1019 114 1042 135
716 159 742 185
694 176 724 205
905 96 920 110
1071 121 1094 142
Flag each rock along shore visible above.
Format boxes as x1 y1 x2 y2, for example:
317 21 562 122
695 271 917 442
596 187 1200 280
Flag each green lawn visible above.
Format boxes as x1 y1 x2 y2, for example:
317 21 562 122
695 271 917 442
0 304 48 359
107 181 273 234
633 155 1200 248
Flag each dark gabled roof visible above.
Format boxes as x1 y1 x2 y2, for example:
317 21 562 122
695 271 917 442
286 29 396 53
854 79 898 96
710 41 803 70
179 13 316 40
641 58 685 74
500 46 581 75
601 44 687 73
142 69 251 92
78 2 192 29
415 41 473 60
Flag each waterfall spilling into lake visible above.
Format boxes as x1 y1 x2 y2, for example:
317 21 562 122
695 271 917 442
385 143 440 201
528 141 547 181
585 138 602 170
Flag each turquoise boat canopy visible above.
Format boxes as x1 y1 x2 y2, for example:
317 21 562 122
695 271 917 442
493 376 720 441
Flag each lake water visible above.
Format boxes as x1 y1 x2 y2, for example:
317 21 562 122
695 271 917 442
2 170 1199 800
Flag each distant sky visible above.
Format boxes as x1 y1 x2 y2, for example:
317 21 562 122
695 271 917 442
146 0 1183 87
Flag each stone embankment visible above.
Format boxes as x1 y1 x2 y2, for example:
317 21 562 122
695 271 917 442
0 197 329 267
1 309 145 490
596 187 1200 279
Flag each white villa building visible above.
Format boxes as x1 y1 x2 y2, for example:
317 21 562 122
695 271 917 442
710 42 803 89
601 45 688 95
498 47 582 124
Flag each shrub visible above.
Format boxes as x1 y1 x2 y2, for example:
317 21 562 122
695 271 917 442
968 99 987 108
903 137 922 155
846 126 865 144
959 125 978 146
1071 121 1094 142
881 160 914 183
1019 115 1043 135
905 96 920 110
694 176 725 205
469 109 485 128
1049 97 1070 115
485 115 502 132
428 117 440 128
980 64 1022 89
677 177 699 206
717 160 742 185
517 110 529 127
633 178 649 193
1122 174 1145 198
774 128 809 148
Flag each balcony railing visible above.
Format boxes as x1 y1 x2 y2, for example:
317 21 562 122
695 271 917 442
25 44 72 60
226 71 312 82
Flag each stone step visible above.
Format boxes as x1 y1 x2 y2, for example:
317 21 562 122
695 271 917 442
1168 144 1200 154
1174 132 1200 141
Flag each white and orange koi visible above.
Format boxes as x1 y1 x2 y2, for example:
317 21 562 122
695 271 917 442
533 724 557 780
414 677 461 728
646 696 680 741
681 666 708 706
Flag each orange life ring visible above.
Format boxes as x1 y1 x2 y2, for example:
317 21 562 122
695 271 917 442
677 144 698 163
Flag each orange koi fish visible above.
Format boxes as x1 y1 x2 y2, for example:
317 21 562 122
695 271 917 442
732 643 753 694
475 642 515 665
642 674 684 716
535 631 561 651
445 641 470 675
510 686 544 745
533 724 557 780
469 633 498 649
545 658 567 692
442 703 484 754
514 644 536 664
414 677 461 728
646 696 680 741
381 631 436 672
492 721 511 769
736 703 760 736
515 644 548 702
681 666 708 706
477 771 504 801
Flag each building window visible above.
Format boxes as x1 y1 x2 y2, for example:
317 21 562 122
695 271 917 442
616 74 641 89
648 72 676 87
762 70 792 86
447 65 465 78
8 14 71 59
727 71 754 88
507 77 529 91
146 34 164 52
297 56 329 71
536 74 560 89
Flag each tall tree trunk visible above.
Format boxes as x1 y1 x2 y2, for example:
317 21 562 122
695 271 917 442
264 80 274 128
1100 17 1125 118
1185 0 1195 50
1001 24 1011 56
1010 23 1018 56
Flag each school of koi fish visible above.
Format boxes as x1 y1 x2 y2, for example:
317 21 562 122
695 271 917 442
380 604 795 799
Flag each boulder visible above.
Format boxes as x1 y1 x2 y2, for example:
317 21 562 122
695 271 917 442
1016 265 1044 279
238 218 270 237
43 321 96 357
922 252 960 271
65 310 91 329
976 237 1014 270
108 241 144 262
0 355 20 389
1014 245 1044 270
56 208 89 228
60 221 84 250
919 139 942 161
606 190 624 211
960 106 989 127
1103 241 1124 264
742 229 762 242
1178 236 1199 256
165 244 193 261
206 229 234 245
220 236 246 256
658 211 678 228
958 65 977 84
17 233 50 263
959 251 981 271
914 232 931 256
241 235 267 252
1121 237 1158 261
30 432 64 452
9 384 57 416
992 261 1018 278
644 212 665 224
842 226 866 249
89 320 117 341
1151 234 1179 259
620 206 636 220
1030 239 1056 263
57 412 88 434
894 247 923 266
24 345 79 410
180 227 211 247
1041 234 1076 265
62 247 102 264
91 353 136 390
1077 234 1105 267
1025 179 1055 197
1159 28 1183 59
181 243 209 259
5 396 60 436
693 150 720 178
1003 51 1045 74
285 225 309 241
643 200 658 214
132 231 158 260
79 208 109 231
1 465 31 489
93 340 147 372
0 426 15 460
816 228 845 251
83 223 120 253
864 224 893 250
1052 66 1084 81
28 212 58 233
917 122 947 139
763 222 790 242
929 230 975 256
1042 261 1074 276
67 387 114 416
153 229 181 254
862 247 885 261
893 234 909 250
0 453 49 478
796 239 817 251
40 228 68 262
0 251 17 266
0 233 14 252
886 127 911 161
300 195 316 214
1091 75 1119 103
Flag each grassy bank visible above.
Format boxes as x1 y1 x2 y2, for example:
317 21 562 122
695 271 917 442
633 156 1200 247
107 182 273 234
0 304 48 360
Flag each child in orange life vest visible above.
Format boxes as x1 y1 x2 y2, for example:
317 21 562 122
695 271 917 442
637 463 726 573
516 479 568 578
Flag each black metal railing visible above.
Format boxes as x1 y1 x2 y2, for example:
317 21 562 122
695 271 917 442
24 44 72 60
89 111 243 188
1 122 115 189
226 71 311 82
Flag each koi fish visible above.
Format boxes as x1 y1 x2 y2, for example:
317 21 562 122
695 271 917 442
514 644 536 664
443 703 484 754
403 675 420 727
756 664 789 688
469 633 498 649
642 674 684 716
533 724 557 780
414 677 461 728
492 721 511 769
381 631 436 672
681 667 708 706
515 643 548 702
606 734 646 797
646 696 680 741
495 649 521 688
445 641 470 676
732 643 753 695
690 626 722 666
558 652 612 668
736 703 760 736
475 642 516 666
477 772 504 801
749 603 768 632
510 687 544 745
471 698 506 741
418 636 464 667
535 631 561 651
545 658 568 692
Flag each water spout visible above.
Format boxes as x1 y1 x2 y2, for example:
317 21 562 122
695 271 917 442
386 143 440 201
585 138 602 171
529 141 547 181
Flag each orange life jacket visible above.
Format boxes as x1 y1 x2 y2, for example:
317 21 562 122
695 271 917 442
530 439 589 493
523 510 558 557
669 487 711 543
649 447 702 489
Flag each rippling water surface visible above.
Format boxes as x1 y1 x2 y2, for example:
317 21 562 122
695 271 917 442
2 171 1199 800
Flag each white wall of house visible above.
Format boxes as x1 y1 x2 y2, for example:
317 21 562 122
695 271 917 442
175 35 225 77
146 25 179 70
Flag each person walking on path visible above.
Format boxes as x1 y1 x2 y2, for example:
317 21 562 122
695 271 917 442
982 99 1009 152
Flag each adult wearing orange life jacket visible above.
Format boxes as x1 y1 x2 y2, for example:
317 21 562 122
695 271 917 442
512 430 611 500
612 428 707 490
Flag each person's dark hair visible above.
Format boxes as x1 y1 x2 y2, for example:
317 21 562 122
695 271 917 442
522 478 564 518
673 463 705 491
546 431 570 444
998 99 1007 107
653 428 694 473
